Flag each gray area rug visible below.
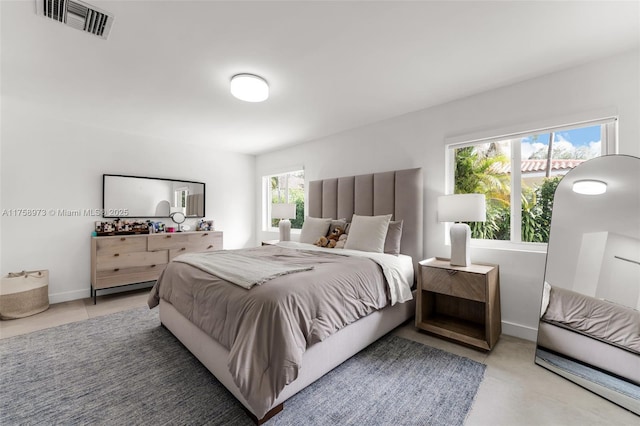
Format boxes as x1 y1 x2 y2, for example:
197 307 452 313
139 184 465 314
0 307 485 425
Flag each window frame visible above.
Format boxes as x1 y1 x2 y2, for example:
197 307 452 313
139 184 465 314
174 186 188 212
445 117 618 252
262 168 305 233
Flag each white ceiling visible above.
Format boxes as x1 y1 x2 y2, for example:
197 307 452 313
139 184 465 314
1 1 638 154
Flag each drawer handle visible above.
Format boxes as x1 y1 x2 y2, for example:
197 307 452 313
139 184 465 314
180 247 186 251
202 233 209 236
120 237 126 241
151 264 157 268
166 235 172 239
207 245 213 249
114 253 120 257
114 268 119 272
446 270 458 276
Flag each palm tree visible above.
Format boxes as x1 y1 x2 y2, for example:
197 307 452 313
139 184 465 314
454 145 511 240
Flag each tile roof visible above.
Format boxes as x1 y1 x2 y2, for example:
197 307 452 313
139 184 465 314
492 159 586 174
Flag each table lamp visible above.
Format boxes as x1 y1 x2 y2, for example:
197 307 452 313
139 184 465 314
271 203 296 241
437 194 486 267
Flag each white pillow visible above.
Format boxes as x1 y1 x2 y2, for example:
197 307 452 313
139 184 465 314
299 217 332 244
540 282 551 318
344 214 392 253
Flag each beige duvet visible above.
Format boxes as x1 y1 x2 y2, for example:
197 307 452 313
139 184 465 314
148 245 392 418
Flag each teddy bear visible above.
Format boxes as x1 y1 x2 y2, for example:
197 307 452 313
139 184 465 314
333 233 348 249
314 226 345 248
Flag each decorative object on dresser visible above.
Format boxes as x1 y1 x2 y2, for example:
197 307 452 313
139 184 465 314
271 203 296 241
416 257 501 351
95 219 150 236
196 219 215 231
437 194 486 267
90 231 222 304
169 212 186 232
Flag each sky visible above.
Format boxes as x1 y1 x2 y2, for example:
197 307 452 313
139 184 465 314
520 125 601 160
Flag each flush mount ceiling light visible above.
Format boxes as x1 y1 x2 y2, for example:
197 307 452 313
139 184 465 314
230 74 269 102
572 180 607 195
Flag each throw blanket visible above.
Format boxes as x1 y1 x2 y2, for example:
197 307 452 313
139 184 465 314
173 251 314 289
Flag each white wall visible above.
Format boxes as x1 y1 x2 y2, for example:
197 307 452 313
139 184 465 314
598 233 640 310
256 50 640 341
1 97 256 303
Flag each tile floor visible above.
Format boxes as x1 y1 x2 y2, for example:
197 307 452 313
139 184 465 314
1 289 637 425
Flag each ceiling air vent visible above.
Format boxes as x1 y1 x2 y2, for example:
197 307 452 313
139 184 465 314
35 0 114 39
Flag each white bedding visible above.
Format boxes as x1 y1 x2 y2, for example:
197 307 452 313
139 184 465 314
276 241 414 305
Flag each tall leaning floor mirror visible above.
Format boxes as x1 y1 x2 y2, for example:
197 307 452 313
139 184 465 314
535 154 640 415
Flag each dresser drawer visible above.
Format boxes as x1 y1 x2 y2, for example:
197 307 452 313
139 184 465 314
94 265 165 289
95 236 147 256
186 231 223 252
148 234 189 251
96 250 168 272
423 266 486 302
169 247 189 260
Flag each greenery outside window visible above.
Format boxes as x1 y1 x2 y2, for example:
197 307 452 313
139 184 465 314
447 119 616 246
263 169 305 230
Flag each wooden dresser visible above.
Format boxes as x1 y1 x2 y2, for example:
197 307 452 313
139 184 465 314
90 231 223 303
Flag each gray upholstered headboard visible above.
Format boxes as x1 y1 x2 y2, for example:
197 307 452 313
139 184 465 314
308 168 423 262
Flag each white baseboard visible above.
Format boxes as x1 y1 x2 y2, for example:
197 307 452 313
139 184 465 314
48 282 154 304
502 320 539 342
48 289 90 304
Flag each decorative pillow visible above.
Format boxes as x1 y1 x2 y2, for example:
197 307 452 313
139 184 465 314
334 233 348 249
384 220 403 256
344 214 392 253
299 217 332 244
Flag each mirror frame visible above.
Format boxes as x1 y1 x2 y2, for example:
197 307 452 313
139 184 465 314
535 154 640 415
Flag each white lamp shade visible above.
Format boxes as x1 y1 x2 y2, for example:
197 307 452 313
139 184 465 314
438 194 486 223
230 74 269 102
271 203 296 220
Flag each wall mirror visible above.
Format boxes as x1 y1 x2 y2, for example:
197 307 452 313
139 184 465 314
103 174 205 218
535 155 640 414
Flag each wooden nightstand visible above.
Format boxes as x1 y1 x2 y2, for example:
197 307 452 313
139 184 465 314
416 257 501 351
261 240 280 246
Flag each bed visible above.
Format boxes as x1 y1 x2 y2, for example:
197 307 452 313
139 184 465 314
536 283 640 413
149 168 423 423
538 283 640 382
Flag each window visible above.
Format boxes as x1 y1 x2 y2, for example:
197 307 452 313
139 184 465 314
174 187 188 213
263 169 305 230
447 119 616 246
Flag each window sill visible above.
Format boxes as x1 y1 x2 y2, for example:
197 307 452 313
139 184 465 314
267 227 302 234
469 239 548 254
